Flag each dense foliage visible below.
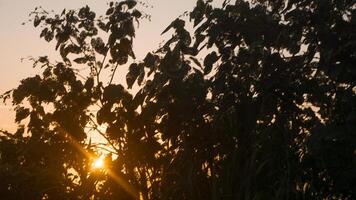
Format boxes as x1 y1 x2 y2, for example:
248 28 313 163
0 0 355 199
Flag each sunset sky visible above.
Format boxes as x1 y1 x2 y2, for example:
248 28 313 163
0 0 210 131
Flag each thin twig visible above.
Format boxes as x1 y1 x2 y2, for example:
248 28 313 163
88 117 120 153
109 62 120 85
97 45 109 84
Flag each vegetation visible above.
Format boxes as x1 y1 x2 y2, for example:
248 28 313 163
0 0 355 199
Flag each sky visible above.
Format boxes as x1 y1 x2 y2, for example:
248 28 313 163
0 0 207 131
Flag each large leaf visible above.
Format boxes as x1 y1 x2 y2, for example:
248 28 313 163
203 51 218 74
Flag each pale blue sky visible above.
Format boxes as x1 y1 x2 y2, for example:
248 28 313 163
0 0 221 131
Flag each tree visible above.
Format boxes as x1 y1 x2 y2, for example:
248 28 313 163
1 0 355 199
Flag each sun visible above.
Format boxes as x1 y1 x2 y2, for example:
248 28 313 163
92 155 105 169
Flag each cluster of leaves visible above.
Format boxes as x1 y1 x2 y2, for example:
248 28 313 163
1 0 355 199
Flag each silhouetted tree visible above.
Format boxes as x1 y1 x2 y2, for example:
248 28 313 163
1 0 355 199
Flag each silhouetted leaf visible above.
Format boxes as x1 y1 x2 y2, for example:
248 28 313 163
161 18 185 35
34 16 41 27
132 9 142 18
143 52 156 68
40 28 48 38
106 7 114 15
189 56 202 69
126 63 140 88
73 57 88 64
103 84 124 103
120 0 137 9
15 107 30 123
203 51 218 74
84 77 94 91
137 66 145 86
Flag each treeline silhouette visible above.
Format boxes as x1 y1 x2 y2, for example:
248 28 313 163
0 0 355 199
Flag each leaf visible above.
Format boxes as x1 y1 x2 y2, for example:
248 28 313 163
0 90 12 103
190 0 205 27
121 0 137 9
122 19 135 37
61 9 66 16
96 104 113 124
78 5 90 19
132 9 142 18
68 44 82 54
143 52 156 68
203 51 218 74
103 84 124 103
84 77 94 91
44 30 54 42
161 18 185 35
15 107 30 123
40 28 48 38
189 56 202 69
61 44 81 59
137 66 145 86
15 126 25 136
179 29 191 46
73 57 88 64
132 89 145 108
106 7 114 15
97 21 109 32
38 56 48 63
34 15 41 27
126 63 140 89
91 37 107 55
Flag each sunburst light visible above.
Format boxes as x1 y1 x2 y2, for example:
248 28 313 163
92 155 105 170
